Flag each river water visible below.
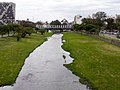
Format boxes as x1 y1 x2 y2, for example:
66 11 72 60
0 34 88 90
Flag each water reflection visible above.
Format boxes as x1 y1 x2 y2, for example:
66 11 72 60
0 34 88 90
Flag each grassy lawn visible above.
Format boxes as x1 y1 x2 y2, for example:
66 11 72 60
62 32 120 90
0 32 52 86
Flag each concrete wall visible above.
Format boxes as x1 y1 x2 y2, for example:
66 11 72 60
88 34 120 47
79 32 120 47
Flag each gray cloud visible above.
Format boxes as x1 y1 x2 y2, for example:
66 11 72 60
107 0 120 3
0 0 120 22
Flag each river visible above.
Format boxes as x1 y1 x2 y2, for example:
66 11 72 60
0 34 88 90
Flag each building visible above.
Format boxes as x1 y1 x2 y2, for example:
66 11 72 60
0 2 15 25
74 15 82 24
61 18 69 25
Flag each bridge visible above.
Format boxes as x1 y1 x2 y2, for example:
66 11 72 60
36 25 72 30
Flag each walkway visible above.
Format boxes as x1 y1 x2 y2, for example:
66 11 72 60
0 34 88 90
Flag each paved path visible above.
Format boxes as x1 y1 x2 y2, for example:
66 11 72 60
0 34 88 90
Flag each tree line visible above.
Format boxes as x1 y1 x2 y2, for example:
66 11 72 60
72 11 120 35
0 24 34 41
0 20 47 41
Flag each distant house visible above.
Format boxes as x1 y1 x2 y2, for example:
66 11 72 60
0 2 15 25
61 18 69 25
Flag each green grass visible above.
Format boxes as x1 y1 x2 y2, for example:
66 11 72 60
62 32 120 90
0 32 52 86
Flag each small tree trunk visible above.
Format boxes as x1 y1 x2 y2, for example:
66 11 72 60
8 32 9 36
2 34 3 38
17 34 20 41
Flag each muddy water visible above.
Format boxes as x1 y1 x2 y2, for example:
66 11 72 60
0 34 88 90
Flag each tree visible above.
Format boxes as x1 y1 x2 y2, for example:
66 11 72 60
36 21 43 25
21 27 33 38
35 27 39 33
6 24 14 36
116 17 120 31
95 11 107 27
91 11 107 34
72 24 81 31
39 29 45 35
50 20 61 25
105 18 114 31
10 24 23 41
95 11 106 20
0 25 6 37
116 17 120 38
82 18 98 25
25 27 33 36
84 24 97 34
18 20 35 28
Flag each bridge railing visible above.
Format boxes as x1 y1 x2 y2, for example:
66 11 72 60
36 25 72 29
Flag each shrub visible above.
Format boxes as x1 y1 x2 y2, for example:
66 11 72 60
39 29 45 35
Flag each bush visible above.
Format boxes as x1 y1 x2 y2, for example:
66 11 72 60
0 24 34 41
72 24 80 31
84 24 98 34
0 25 6 37
39 29 45 35
21 27 33 38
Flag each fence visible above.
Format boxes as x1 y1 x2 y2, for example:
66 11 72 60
79 32 120 47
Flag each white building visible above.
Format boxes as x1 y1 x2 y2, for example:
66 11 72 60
0 2 15 25
61 18 69 25
74 15 82 24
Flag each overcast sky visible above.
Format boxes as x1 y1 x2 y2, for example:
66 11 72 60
0 0 120 22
